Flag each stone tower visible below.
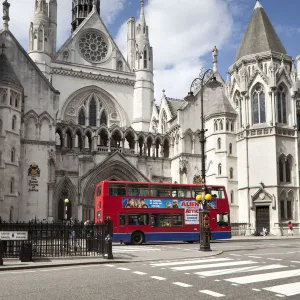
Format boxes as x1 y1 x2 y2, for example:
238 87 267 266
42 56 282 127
28 0 56 78
228 0 298 233
71 0 100 32
132 0 154 132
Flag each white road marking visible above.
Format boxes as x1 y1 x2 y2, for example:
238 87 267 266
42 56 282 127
0 270 36 274
264 282 300 297
104 264 115 267
199 290 225 297
291 261 300 264
231 284 239 286
195 264 287 276
150 258 230 267
185 273 190 275
267 258 282 261
172 260 257 271
226 269 300 284
215 280 221 282
275 295 285 298
133 271 147 275
151 276 166 281
161 268 166 269
117 267 130 271
287 252 296 254
248 256 262 258
252 289 261 292
229 254 242 256
173 282 192 287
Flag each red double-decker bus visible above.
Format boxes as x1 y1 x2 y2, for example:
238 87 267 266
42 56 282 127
94 180 231 245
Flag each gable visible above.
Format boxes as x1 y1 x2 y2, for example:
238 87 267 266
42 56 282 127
54 10 130 72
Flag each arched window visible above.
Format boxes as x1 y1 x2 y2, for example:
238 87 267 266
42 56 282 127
279 158 284 182
252 84 266 124
230 191 234 204
231 121 234 131
0 118 2 135
277 85 287 124
11 148 15 163
226 120 229 131
217 138 221 150
214 122 218 131
78 108 85 126
10 178 14 194
286 159 291 183
230 168 233 179
117 61 123 71
15 96 19 108
143 50 147 69
220 120 223 130
10 95 13 106
12 115 16 130
100 110 108 126
229 143 232 155
218 163 222 175
89 98 96 127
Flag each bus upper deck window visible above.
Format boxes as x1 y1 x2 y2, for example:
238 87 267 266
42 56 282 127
128 184 149 197
109 183 126 196
171 186 191 198
150 185 171 197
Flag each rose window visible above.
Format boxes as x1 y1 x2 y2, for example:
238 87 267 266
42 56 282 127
78 32 108 63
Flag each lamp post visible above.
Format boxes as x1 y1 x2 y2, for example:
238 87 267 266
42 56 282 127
64 198 69 220
184 67 216 251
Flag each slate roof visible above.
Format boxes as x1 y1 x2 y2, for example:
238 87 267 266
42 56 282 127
0 52 22 87
207 93 236 117
234 1 287 62
166 97 185 117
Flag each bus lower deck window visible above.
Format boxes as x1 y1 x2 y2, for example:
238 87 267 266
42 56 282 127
119 214 126 226
128 214 149 225
217 214 229 226
172 214 183 226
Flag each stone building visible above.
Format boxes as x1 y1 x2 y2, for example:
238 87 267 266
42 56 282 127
0 0 299 235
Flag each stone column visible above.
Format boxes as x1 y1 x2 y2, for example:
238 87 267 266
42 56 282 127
121 138 125 153
192 137 195 154
135 139 139 154
108 137 111 153
93 136 98 151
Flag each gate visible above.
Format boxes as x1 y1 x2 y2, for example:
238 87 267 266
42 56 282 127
255 206 270 233
0 220 112 258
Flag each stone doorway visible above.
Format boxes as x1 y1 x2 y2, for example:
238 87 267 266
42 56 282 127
255 206 270 233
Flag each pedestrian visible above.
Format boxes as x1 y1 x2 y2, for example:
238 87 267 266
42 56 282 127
262 227 267 236
288 221 294 237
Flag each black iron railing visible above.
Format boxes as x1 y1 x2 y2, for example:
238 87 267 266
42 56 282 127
0 220 112 258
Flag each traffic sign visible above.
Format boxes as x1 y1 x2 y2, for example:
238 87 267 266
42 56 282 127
0 231 28 241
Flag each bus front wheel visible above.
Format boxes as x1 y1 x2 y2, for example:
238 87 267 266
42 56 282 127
131 231 144 245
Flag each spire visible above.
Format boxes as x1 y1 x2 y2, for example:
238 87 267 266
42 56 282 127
139 0 146 26
254 0 263 9
2 0 10 30
212 46 218 73
234 2 286 62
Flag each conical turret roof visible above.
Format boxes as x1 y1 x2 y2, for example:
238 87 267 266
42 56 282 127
234 1 286 63
0 52 22 87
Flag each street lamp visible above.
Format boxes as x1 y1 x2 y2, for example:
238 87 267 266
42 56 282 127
64 198 69 220
184 67 216 251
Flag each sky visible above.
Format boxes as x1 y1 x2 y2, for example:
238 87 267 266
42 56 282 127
1 0 300 102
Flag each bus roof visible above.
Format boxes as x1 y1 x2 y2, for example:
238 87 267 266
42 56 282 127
98 180 225 189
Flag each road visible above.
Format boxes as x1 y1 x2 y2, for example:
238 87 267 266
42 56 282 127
1 239 300 300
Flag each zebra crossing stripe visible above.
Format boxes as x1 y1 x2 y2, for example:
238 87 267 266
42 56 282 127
199 290 225 297
263 282 300 297
171 260 257 271
150 258 231 267
225 269 300 284
195 264 287 277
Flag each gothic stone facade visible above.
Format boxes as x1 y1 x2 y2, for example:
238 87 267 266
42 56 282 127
0 0 299 235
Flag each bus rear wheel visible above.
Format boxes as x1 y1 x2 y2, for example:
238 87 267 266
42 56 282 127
131 231 144 245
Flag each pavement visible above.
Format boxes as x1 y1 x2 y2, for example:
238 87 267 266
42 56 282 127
1 235 299 271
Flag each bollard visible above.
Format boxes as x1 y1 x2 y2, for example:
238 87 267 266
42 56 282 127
103 219 113 259
0 240 4 266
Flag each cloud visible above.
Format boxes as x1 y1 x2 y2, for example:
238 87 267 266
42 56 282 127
275 24 300 38
0 0 125 49
116 0 236 101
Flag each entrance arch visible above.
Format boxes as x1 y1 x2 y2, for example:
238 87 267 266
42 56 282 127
54 177 76 221
80 152 149 208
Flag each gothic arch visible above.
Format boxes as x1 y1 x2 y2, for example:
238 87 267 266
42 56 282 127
24 110 39 124
124 127 138 140
39 111 54 125
59 85 129 127
54 177 77 220
73 127 84 136
63 125 74 136
83 127 93 136
80 153 149 206
95 126 110 137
